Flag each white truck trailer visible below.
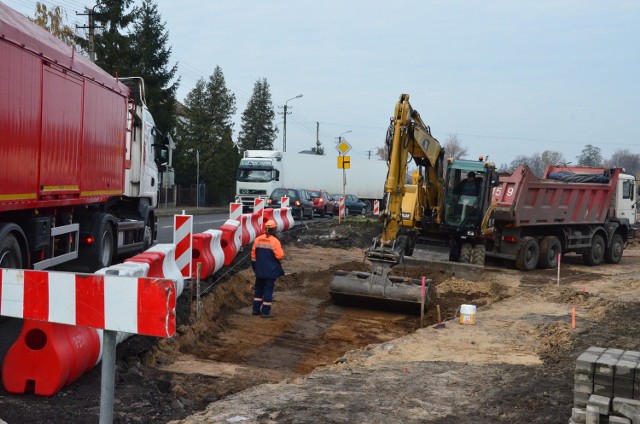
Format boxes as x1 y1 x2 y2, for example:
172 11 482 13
235 150 388 211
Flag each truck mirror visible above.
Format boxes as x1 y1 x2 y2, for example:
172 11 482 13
274 170 280 181
491 174 500 187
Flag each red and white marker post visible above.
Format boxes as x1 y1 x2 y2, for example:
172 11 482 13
229 202 242 221
373 200 380 216
338 197 345 223
174 213 193 278
281 196 290 208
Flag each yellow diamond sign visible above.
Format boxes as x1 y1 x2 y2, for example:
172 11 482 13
336 140 352 154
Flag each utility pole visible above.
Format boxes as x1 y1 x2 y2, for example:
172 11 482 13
278 94 302 152
77 6 103 63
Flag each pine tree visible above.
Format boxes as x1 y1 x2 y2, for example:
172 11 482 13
130 0 179 135
92 0 137 76
238 78 278 152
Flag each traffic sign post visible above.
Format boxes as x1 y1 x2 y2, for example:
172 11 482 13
336 140 352 201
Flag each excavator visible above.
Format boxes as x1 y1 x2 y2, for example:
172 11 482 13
329 94 498 312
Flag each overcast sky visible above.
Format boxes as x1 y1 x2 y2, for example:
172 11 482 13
5 0 639 166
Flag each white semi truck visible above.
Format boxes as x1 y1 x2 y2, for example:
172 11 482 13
235 150 388 211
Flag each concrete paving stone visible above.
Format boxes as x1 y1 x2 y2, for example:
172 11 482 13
576 381 595 394
572 407 587 423
589 394 612 415
579 352 603 373
576 392 591 408
597 356 619 376
605 349 626 358
615 376 635 390
608 416 631 424
594 384 614 397
586 404 600 424
588 347 608 355
617 360 637 379
621 351 640 362
613 386 635 400
577 370 596 383
612 398 640 415
596 373 615 386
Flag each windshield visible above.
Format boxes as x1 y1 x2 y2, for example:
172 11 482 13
236 167 273 182
308 191 320 199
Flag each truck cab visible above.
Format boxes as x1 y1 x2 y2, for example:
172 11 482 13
235 150 284 211
615 173 637 225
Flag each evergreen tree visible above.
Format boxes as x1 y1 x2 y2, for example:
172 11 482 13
311 139 325 155
174 79 209 186
238 78 278 152
130 0 179 134
92 0 137 76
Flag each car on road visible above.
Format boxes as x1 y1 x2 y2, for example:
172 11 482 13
330 193 368 216
307 189 336 217
268 188 314 220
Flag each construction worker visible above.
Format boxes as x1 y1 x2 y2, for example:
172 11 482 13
251 219 285 318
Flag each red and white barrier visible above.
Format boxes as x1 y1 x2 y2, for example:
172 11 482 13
339 197 345 218
173 214 193 278
281 196 289 208
373 200 380 215
229 202 242 221
253 198 265 229
133 244 185 297
273 207 294 231
262 207 275 232
240 213 259 246
204 229 225 275
219 219 242 266
191 233 216 280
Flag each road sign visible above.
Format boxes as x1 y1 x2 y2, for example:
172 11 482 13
338 155 351 169
336 140 352 154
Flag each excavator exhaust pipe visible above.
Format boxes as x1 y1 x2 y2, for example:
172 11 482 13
330 256 432 314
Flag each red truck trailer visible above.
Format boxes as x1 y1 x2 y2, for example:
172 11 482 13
0 4 167 272
487 164 637 270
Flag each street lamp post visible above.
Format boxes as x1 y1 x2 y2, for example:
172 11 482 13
282 94 303 152
336 130 352 145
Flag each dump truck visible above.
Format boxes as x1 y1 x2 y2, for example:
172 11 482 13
330 94 498 312
0 3 167 272
235 150 387 212
487 164 637 270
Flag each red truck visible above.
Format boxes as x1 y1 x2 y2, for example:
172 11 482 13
487 164 637 270
0 4 166 272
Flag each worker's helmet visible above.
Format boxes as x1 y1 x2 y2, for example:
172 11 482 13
265 220 277 229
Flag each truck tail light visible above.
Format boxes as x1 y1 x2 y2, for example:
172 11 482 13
84 236 94 245
502 236 517 243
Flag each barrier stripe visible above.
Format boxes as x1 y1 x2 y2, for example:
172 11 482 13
174 215 193 277
48 272 75 325
24 271 48 321
76 275 105 329
138 277 176 336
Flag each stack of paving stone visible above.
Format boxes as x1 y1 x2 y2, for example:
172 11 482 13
571 347 640 424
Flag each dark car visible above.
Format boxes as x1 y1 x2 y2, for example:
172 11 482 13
330 193 368 216
307 189 336 218
268 188 314 220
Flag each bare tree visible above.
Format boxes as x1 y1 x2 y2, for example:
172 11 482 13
606 149 640 175
375 145 389 161
443 133 468 160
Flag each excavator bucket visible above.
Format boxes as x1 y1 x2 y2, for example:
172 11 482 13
329 254 432 314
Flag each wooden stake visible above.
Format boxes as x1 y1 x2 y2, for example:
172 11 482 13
557 253 561 285
420 276 426 327
436 305 441 323
571 306 576 329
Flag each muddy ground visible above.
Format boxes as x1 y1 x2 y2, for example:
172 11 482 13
1 218 639 423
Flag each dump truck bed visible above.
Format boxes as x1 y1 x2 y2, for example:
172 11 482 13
493 165 620 226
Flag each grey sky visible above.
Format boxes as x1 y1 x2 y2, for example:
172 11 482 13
5 0 639 167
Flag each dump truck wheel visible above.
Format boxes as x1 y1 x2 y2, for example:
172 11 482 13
538 236 561 269
471 245 485 266
459 243 473 263
583 234 605 266
0 233 22 269
604 234 624 264
516 237 539 271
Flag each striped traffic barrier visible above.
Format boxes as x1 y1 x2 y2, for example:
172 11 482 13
253 198 265 229
191 233 216 279
281 196 289 208
219 219 241 266
262 207 275 232
204 229 225 275
144 244 185 297
373 200 380 215
173 214 193 278
240 213 257 246
229 202 242 221
339 197 345 219
283 207 294 229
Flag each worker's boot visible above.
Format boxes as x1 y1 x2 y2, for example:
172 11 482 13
261 304 273 318
252 300 262 316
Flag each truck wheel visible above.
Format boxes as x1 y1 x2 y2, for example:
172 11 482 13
459 243 473 263
604 233 624 264
583 234 605 266
142 219 153 251
516 237 539 271
0 234 22 269
471 245 486 266
538 236 561 269
95 222 114 269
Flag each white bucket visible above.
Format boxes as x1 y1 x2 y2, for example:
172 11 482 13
459 304 476 325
